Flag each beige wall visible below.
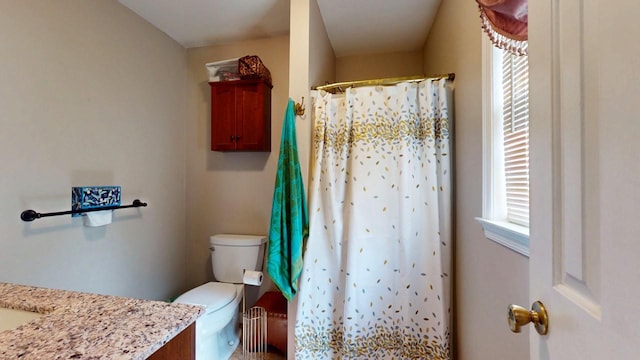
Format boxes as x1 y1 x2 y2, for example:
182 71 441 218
308 0 336 102
289 0 336 183
287 0 336 357
184 37 290 297
336 50 423 82
422 0 530 358
0 1 188 300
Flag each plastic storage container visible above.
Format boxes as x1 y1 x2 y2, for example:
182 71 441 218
206 58 240 82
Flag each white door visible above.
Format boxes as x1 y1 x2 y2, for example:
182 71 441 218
528 0 640 358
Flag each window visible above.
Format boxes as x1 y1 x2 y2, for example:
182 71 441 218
501 50 530 227
477 38 530 256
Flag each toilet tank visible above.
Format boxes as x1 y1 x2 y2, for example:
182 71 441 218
210 234 267 283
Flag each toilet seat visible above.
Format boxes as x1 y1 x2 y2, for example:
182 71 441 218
175 282 238 313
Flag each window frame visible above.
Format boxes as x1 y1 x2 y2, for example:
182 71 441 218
476 37 530 257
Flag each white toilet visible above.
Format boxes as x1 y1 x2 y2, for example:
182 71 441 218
174 234 266 360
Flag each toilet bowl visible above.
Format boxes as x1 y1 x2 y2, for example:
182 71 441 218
174 234 266 360
175 282 243 359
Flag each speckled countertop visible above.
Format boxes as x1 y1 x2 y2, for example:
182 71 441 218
0 282 204 359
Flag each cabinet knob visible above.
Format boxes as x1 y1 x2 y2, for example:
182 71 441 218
230 135 235 141
236 135 241 140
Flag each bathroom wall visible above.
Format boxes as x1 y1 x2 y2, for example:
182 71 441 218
0 1 189 300
292 0 337 185
184 36 290 294
286 0 336 357
336 50 424 82
422 0 530 358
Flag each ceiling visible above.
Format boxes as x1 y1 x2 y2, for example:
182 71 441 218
118 0 442 57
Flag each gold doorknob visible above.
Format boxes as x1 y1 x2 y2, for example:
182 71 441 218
508 301 549 335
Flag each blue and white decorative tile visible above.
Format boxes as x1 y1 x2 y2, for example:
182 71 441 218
71 186 121 217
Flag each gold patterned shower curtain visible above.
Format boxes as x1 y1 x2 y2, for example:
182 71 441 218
295 78 453 359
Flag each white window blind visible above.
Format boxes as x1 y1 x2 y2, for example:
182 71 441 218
501 51 530 227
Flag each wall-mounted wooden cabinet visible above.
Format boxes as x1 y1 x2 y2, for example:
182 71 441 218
209 79 272 152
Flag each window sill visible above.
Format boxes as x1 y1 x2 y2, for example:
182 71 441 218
475 218 530 257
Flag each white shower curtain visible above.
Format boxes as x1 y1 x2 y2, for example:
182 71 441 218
295 79 453 359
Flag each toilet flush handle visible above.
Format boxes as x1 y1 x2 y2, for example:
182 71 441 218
209 246 215 252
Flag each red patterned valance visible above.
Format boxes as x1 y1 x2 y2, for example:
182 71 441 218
477 0 528 55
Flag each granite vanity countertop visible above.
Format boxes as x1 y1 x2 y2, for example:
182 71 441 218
0 282 204 359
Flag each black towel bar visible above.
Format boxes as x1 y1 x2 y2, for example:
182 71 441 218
20 199 147 222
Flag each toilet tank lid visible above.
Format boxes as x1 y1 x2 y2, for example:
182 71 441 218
210 234 267 246
173 282 237 312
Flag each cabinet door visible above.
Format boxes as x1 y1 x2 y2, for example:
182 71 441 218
210 83 236 151
236 82 271 151
147 323 195 360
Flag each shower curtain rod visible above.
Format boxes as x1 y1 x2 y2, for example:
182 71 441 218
311 73 455 93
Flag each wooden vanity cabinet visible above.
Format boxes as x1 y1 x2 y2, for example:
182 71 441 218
147 323 195 360
209 79 272 152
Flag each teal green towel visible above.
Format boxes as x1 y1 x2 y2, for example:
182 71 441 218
267 99 309 302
